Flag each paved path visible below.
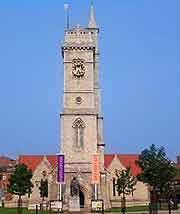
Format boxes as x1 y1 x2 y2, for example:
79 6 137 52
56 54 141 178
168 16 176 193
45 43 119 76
125 211 179 214
66 210 180 214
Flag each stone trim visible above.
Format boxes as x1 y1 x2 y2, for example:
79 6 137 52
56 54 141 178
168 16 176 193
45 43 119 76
61 46 95 58
64 61 97 64
64 171 91 173
60 113 98 117
65 162 91 164
97 144 105 147
97 116 103 120
64 90 94 93
63 46 95 50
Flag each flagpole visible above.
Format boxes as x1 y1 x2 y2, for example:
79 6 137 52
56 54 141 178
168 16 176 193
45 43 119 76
95 183 98 200
59 183 62 201
57 153 64 212
92 153 99 201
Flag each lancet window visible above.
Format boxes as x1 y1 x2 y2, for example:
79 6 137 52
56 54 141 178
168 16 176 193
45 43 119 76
72 118 85 149
113 177 116 196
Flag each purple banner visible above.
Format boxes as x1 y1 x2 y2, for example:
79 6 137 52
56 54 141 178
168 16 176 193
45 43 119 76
57 155 64 183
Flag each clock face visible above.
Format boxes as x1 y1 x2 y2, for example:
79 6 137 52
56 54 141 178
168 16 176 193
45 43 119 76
72 58 85 78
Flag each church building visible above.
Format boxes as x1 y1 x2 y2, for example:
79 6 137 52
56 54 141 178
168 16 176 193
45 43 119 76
9 5 149 210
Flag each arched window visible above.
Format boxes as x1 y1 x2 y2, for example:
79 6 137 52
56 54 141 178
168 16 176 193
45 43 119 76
39 179 48 199
72 118 85 149
113 177 116 196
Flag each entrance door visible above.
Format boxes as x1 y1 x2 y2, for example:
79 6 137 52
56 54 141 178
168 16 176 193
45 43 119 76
79 189 85 208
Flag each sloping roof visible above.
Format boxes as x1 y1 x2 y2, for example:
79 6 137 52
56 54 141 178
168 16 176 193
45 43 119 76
104 154 141 176
18 155 58 172
0 156 14 167
19 154 142 176
0 156 15 173
104 154 115 169
18 155 43 172
46 155 57 168
117 154 142 176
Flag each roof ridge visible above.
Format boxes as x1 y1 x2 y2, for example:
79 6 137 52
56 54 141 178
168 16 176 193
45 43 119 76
116 154 139 156
104 154 139 156
19 154 57 157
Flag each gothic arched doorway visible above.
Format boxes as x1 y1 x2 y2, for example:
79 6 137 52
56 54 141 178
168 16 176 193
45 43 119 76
79 189 85 208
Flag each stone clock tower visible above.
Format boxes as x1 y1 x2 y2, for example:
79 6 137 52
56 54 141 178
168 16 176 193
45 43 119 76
60 6 109 209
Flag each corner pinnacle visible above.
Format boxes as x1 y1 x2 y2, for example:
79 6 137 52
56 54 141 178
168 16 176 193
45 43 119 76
88 4 98 29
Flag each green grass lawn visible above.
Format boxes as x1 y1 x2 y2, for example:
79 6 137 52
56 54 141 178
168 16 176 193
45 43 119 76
106 206 149 212
0 205 177 214
0 208 55 214
105 204 175 212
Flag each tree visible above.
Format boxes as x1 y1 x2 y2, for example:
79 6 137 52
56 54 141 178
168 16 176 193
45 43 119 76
39 179 48 201
116 167 137 214
136 144 177 205
7 164 33 214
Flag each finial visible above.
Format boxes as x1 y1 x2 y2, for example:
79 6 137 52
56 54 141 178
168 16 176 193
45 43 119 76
64 3 70 29
88 3 98 29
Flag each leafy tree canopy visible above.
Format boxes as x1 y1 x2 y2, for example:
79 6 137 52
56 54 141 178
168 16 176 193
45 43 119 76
136 144 177 193
116 167 137 197
7 164 33 197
